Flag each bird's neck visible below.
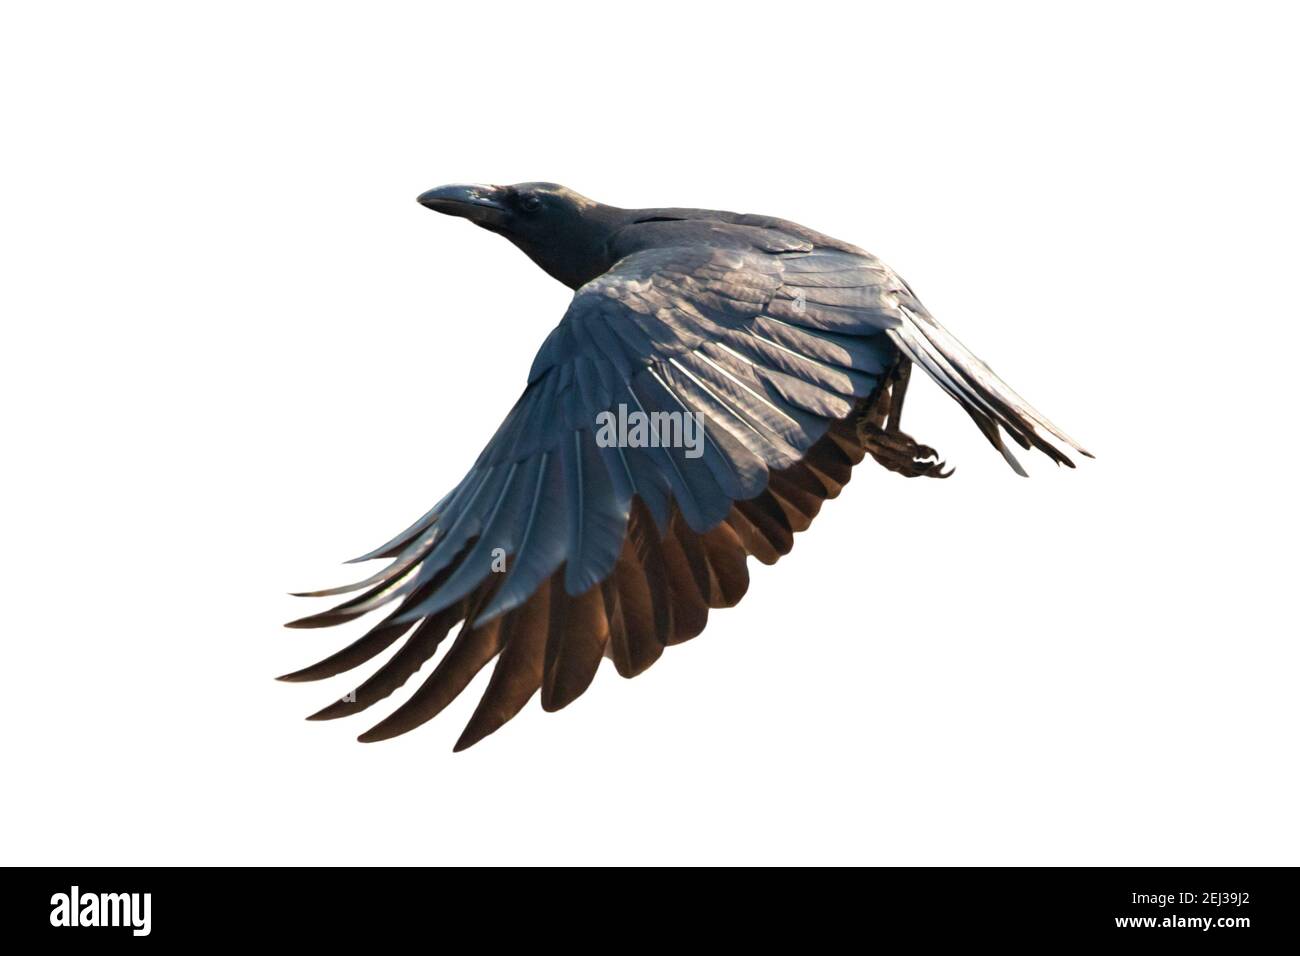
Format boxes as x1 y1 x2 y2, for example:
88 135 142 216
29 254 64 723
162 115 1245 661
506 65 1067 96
508 205 635 290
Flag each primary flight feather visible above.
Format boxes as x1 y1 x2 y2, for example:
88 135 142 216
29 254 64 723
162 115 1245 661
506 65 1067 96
283 182 1090 750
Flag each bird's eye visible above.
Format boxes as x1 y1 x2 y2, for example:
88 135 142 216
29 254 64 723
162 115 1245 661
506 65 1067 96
519 194 542 213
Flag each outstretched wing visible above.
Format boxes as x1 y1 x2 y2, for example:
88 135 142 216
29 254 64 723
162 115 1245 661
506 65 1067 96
283 235 1083 749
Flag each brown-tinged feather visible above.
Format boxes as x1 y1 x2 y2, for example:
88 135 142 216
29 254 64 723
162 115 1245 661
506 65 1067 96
725 507 781 565
605 554 665 677
734 492 795 558
658 529 710 644
699 521 749 607
601 575 627 663
357 613 507 742
454 580 552 751
306 600 466 721
824 423 866 465
626 499 674 642
802 439 854 488
276 616 413 683
671 513 715 606
776 460 832 500
767 476 820 532
766 487 811 534
801 460 846 499
541 576 610 711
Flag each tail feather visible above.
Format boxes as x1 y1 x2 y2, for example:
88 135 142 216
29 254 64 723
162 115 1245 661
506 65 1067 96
888 304 1090 472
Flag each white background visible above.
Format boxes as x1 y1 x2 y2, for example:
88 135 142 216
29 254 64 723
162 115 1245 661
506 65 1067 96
2 2 1296 866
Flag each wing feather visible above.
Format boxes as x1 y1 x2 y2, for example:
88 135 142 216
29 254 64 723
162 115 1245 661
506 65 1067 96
453 582 551 751
541 577 610 711
357 612 506 742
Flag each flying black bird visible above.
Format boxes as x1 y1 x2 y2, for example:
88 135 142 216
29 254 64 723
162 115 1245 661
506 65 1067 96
284 182 1090 750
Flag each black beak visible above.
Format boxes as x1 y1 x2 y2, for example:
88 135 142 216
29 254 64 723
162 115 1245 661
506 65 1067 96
417 183 508 227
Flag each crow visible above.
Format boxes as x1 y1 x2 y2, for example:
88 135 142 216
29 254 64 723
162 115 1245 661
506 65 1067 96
283 182 1090 750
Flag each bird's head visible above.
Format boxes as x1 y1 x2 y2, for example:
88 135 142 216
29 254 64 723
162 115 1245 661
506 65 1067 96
417 181 625 289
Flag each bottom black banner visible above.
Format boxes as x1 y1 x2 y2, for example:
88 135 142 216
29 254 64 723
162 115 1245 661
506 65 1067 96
7 867 1295 945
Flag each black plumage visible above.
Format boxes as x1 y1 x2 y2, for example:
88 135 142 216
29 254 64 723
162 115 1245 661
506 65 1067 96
284 182 1090 749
